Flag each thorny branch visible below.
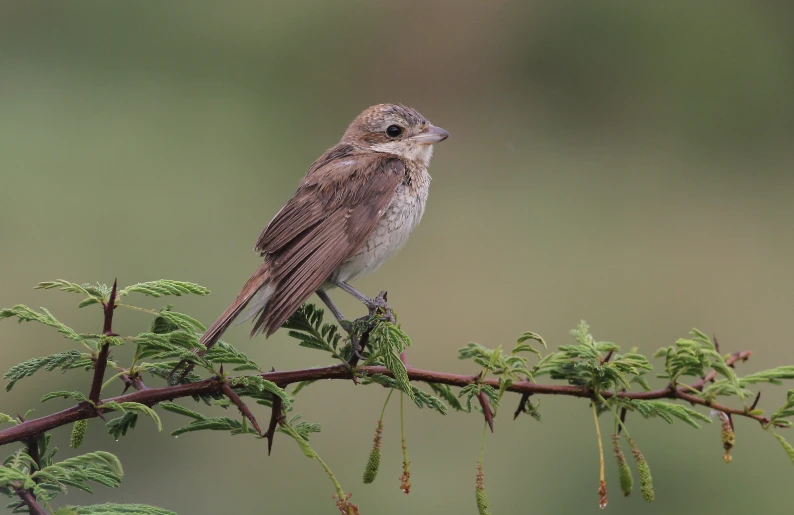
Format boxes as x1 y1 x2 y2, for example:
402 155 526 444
88 279 117 405
12 486 47 515
221 380 263 436
0 349 780 448
264 394 283 456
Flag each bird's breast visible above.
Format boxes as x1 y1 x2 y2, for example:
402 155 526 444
333 169 430 283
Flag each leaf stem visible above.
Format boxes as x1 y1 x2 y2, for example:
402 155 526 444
400 392 411 494
115 303 159 315
592 401 608 509
380 389 394 420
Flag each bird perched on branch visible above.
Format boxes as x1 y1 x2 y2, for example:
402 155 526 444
200 103 448 353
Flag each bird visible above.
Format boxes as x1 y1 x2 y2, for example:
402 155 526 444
198 103 448 355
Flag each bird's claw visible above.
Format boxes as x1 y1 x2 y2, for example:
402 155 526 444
352 343 367 361
366 291 394 323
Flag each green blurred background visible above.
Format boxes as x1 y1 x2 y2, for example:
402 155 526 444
2 1 794 513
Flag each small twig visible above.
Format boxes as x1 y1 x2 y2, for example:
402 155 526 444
102 279 119 336
221 382 262 436
513 391 533 420
121 373 148 394
25 436 41 470
600 349 615 365
13 487 47 515
89 279 117 404
19 435 44 512
477 391 494 433
617 406 628 436
750 391 761 411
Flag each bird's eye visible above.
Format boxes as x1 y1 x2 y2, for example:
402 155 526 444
386 125 403 138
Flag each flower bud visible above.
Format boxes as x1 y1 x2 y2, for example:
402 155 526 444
363 420 383 484
612 434 633 497
627 436 654 502
70 419 87 449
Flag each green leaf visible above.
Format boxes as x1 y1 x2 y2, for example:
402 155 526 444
159 402 205 421
739 366 794 386
229 376 292 407
133 330 201 363
157 310 206 333
0 463 30 487
622 400 711 428
772 432 794 465
292 380 317 395
517 331 547 349
382 347 412 400
101 402 162 432
280 421 317 458
428 383 466 412
78 298 102 308
371 321 414 400
3 448 39 472
35 280 92 296
35 280 108 311
205 341 260 371
118 280 210 298
365 375 448 414
142 362 205 388
283 304 343 357
41 391 89 403
0 413 17 426
171 417 258 437
277 415 322 441
770 390 794 426
0 305 82 342
106 413 138 440
32 451 124 495
4 350 91 391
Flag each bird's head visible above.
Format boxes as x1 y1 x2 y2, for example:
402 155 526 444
341 104 449 165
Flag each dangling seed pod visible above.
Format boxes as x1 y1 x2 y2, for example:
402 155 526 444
399 461 411 495
70 419 87 449
333 493 360 515
612 434 633 497
626 436 654 502
717 411 735 463
363 420 384 484
475 462 493 515
399 393 411 494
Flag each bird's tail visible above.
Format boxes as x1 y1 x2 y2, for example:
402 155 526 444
199 261 273 351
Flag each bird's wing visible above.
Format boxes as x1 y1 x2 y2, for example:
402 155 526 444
252 150 405 335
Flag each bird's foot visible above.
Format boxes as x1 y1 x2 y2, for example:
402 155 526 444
351 334 367 361
366 291 395 324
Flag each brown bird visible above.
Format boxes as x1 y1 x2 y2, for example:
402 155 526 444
199 104 448 354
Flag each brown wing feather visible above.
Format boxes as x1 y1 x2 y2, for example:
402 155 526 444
254 144 356 255
250 151 405 336
198 261 270 349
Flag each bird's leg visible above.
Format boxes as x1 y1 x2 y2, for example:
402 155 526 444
316 289 365 361
316 290 348 328
335 281 392 318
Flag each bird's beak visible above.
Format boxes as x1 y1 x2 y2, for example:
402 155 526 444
412 125 450 145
